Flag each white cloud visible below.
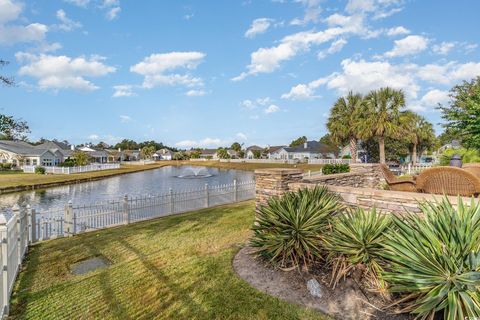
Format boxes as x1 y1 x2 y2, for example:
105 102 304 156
17 54 116 91
113 84 135 97
236 132 248 140
0 0 22 24
185 89 206 96
131 52 206 89
318 38 347 59
55 9 82 31
409 89 450 112
264 104 280 114
385 35 429 57
0 1 48 45
119 115 132 123
175 138 223 148
281 84 315 100
233 28 345 80
106 6 121 20
291 0 322 25
245 18 274 38
88 134 99 140
63 0 90 7
432 41 455 55
386 26 410 36
346 0 404 20
240 97 272 109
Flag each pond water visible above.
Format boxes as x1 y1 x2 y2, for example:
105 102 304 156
0 166 254 212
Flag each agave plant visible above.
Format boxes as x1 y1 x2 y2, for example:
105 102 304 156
381 197 480 320
323 208 392 290
251 186 341 269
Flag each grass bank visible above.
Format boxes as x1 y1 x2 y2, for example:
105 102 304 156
0 163 172 194
178 160 324 172
9 201 325 320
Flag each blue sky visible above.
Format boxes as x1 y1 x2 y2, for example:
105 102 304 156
1 0 479 148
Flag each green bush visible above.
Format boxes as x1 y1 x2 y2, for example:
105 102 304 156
439 148 480 165
341 155 352 159
322 164 350 175
34 166 46 174
0 163 13 171
323 208 392 290
251 186 341 269
381 198 480 319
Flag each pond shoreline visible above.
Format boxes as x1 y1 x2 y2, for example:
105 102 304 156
0 163 173 195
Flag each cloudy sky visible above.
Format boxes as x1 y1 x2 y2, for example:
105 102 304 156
1 0 479 148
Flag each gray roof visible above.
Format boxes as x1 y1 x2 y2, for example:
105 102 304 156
283 141 335 154
34 141 72 156
246 145 263 151
200 149 217 155
0 140 51 156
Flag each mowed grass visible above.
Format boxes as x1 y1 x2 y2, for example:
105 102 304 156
0 163 172 191
9 201 325 320
180 160 324 172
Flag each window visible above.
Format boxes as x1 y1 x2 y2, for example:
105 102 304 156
42 159 53 167
32 159 38 166
25 159 30 165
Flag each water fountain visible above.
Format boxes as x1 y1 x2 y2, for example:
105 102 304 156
176 166 214 179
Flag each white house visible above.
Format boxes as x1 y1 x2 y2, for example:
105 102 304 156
153 148 174 161
78 146 109 163
269 141 336 161
245 145 264 159
0 140 62 167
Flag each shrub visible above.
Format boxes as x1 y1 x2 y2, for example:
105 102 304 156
342 155 352 159
323 208 392 290
381 198 480 319
34 166 46 174
439 147 480 165
0 163 12 171
322 164 350 175
251 186 341 269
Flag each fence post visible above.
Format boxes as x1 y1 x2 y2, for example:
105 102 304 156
64 200 74 237
123 194 130 224
169 188 174 214
233 179 238 202
13 205 21 266
408 163 412 175
27 205 36 244
205 183 209 208
0 214 9 316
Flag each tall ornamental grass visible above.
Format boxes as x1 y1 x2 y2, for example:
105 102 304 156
381 198 480 320
251 186 340 269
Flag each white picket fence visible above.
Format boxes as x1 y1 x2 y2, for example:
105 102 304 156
220 159 299 164
0 205 29 318
0 179 255 317
398 163 433 175
23 163 120 174
308 159 354 165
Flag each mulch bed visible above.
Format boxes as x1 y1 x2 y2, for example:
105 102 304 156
233 246 413 320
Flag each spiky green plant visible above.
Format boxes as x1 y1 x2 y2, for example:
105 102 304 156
323 208 392 290
382 197 480 320
251 186 341 269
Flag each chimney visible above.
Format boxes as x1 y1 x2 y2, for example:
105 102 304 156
70 144 75 151
304 142 308 149
118 147 121 152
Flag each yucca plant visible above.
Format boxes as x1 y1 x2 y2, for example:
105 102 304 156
381 197 480 320
251 186 341 269
323 208 392 290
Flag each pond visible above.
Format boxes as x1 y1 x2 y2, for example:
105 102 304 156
0 166 254 212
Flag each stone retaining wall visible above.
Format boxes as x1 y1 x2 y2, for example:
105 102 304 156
303 164 385 189
254 166 479 215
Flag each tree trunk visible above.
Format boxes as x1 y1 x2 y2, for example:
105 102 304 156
412 143 417 165
349 138 357 162
379 136 386 164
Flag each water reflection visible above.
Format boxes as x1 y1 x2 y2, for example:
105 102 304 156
0 166 253 212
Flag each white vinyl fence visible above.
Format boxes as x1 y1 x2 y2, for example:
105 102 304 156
23 163 120 174
0 179 255 317
0 205 29 318
398 163 433 175
308 159 354 165
220 159 299 164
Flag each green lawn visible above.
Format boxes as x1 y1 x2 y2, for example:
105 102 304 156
9 201 325 320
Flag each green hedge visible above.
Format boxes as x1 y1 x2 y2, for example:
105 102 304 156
322 164 350 175
34 166 46 174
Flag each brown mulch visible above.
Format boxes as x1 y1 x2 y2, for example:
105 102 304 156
233 246 413 320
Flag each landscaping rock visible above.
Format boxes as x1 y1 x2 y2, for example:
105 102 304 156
306 278 323 298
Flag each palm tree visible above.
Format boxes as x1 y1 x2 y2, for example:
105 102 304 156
400 111 435 164
359 87 405 164
327 91 364 162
